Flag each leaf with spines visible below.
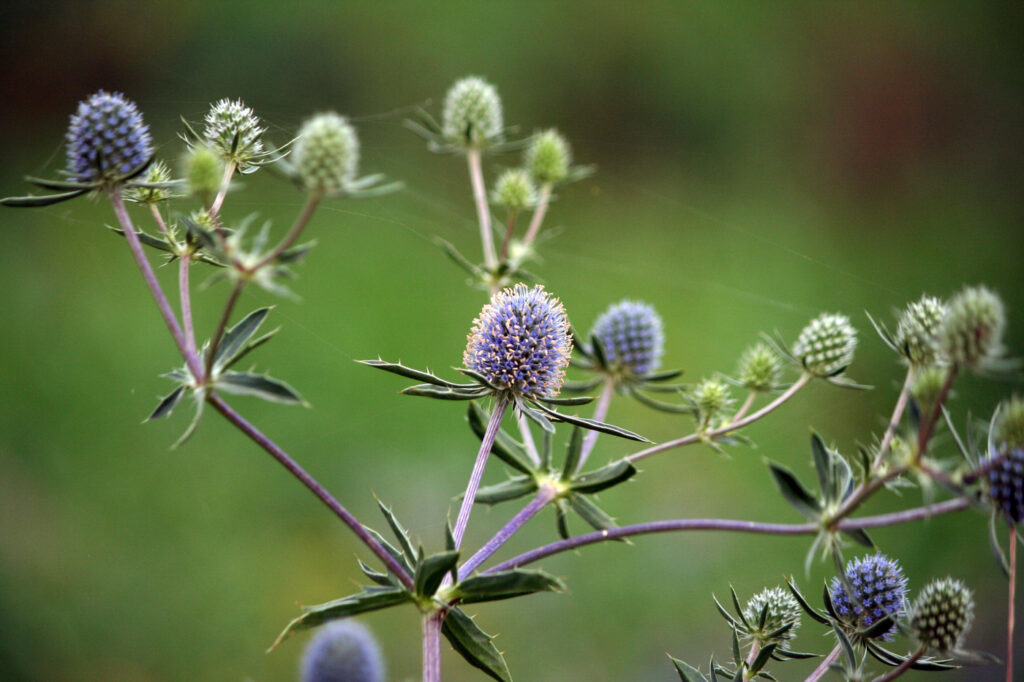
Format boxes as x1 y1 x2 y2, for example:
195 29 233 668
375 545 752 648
360 359 477 389
669 656 709 682
215 371 305 405
268 586 412 651
453 569 565 604
472 476 538 506
212 308 273 374
414 550 460 600
568 460 637 494
467 402 535 475
441 607 512 682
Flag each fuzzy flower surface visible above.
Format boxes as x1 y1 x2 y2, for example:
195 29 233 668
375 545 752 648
293 112 360 196
742 586 802 648
938 285 1005 370
792 313 857 377
442 76 503 148
987 445 1024 523
829 553 907 640
202 98 266 173
492 168 536 211
66 90 153 183
525 129 571 185
300 620 384 682
910 578 974 653
737 342 781 392
590 299 664 377
464 284 571 398
894 295 946 366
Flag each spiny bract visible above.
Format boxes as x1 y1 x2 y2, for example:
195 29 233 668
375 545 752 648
202 98 266 173
742 586 802 648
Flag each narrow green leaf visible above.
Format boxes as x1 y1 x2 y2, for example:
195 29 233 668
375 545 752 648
278 240 316 265
24 176 97 191
749 644 777 674
561 426 584 481
590 333 609 370
434 237 484 277
171 397 204 449
401 384 487 400
441 607 512 682
106 224 176 253
567 494 621 534
810 432 831 497
833 624 857 669
376 499 416 561
840 527 874 548
467 403 534 475
989 512 1011 577
455 569 565 604
730 586 749 629
1 189 89 207
535 401 649 442
669 656 709 682
537 395 594 407
357 559 394 587
516 398 555 434
473 477 538 506
643 368 685 383
213 308 271 373
216 371 305 405
555 501 570 540
784 578 830 625
414 550 460 600
268 587 411 651
768 463 822 521
628 387 693 413
569 460 637 494
359 359 476 389
147 385 186 421
365 527 414 576
711 593 741 629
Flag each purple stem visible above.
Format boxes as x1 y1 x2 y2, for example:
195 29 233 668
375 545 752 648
452 396 509 548
422 612 444 682
466 149 497 271
804 643 841 682
578 378 615 472
872 648 923 682
206 392 414 590
485 497 970 573
522 182 552 247
460 487 558 576
178 253 197 356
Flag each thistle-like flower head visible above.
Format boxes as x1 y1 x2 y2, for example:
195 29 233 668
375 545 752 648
909 578 974 654
737 342 782 392
202 98 267 173
938 285 1005 370
293 112 360 196
65 90 153 183
492 168 536 211
986 445 1024 523
442 76 503 149
692 377 732 425
742 586 802 648
525 129 571 185
792 313 857 377
829 553 907 640
997 396 1024 449
464 284 571 398
124 160 179 205
894 295 947 367
300 620 384 682
590 300 664 377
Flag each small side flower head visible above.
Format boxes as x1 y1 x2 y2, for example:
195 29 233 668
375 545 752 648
986 445 1024 523
201 98 267 173
938 285 1005 370
893 295 947 366
525 129 571 185
829 553 908 641
300 620 384 682
910 365 949 415
909 578 974 654
590 300 665 377
125 160 179 205
737 342 781 392
464 284 571 398
293 112 360 197
792 313 857 377
183 145 223 207
692 377 732 426
492 168 536 212
742 586 802 649
997 396 1024 449
66 90 153 183
442 76 503 149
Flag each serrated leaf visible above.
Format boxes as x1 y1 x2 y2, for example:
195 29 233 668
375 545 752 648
376 499 416 561
569 460 637 494
357 559 394 587
567 494 620 534
442 607 511 682
516 398 555 434
712 593 741 629
730 586 749 629
360 359 476 389
768 463 822 520
473 476 538 505
455 569 564 604
268 586 411 651
401 383 487 400
213 308 271 374
670 656 709 681
415 550 460 600
365 527 414 576
535 401 648 442
467 403 534 475
147 385 186 421
215 371 305 404
0 189 89 207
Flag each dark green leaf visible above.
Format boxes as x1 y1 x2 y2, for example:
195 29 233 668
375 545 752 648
833 623 857 669
628 387 693 413
555 501 571 539
516 398 555 434
24 176 97 191
401 384 488 400
535 401 648 442
277 240 316 264
213 308 271 373
357 559 394 587
567 494 620 533
840 526 874 548
376 499 416 561
455 569 564 604
730 586 749 629
359 359 475 389
269 586 411 651
434 237 484 277
589 333 608 370
147 385 186 421
365 527 414 576
561 378 602 393
785 578 829 625
179 215 221 253
989 511 1011 577
561 426 584 481
569 460 637 494
864 641 956 671
810 432 831 497
222 329 279 372
537 395 594 407
768 463 822 520
216 371 305 404
669 656 709 682
442 607 511 682
415 550 460 600
0 189 89 207
642 368 685 383
467 403 534 475
711 593 741 629
473 476 538 505
106 224 176 253
749 644 777 675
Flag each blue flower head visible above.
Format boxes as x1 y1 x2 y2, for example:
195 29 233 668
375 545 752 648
987 445 1024 523
829 553 908 640
65 91 153 183
464 284 572 398
590 300 664 376
300 620 384 682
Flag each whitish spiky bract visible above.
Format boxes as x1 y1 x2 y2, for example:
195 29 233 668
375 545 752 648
202 98 266 173
910 578 973 653
300 620 384 682
938 285 1005 369
737 342 781 392
742 586 802 648
66 91 153 183
294 113 360 196
590 300 664 376
125 160 176 204
442 76 503 148
829 553 907 640
525 129 571 184
894 295 946 366
464 284 571 398
792 313 857 377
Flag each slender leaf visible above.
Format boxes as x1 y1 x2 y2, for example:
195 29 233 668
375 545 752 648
473 477 538 505
537 395 594 407
171 397 205 449
840 526 874 548
669 656 709 682
516 398 555 434
357 559 393 587
455 569 565 604
989 511 1011 577
147 385 186 421
376 499 416 560
442 607 511 682
561 426 584 480
810 432 831 497
567 494 620 533
401 384 487 400
434 237 484 277
628 387 693 413
269 587 411 651
414 550 460 600
569 460 637 494
216 371 305 404
1 189 89 207
213 308 271 373
359 359 476 388
768 463 822 520
784 578 830 625
535 401 648 442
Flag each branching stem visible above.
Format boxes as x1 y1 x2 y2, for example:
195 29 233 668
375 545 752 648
453 396 509 548
460 486 558 576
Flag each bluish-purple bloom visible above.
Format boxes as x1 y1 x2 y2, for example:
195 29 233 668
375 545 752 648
590 299 664 376
464 284 571 397
300 620 384 682
66 91 153 183
988 445 1024 523
829 553 907 640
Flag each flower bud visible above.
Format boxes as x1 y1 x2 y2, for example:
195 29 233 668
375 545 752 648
997 396 1024 449
464 284 572 398
66 90 153 183
293 112 360 196
737 342 781 392
829 553 907 641
792 313 857 377
590 300 665 377
893 295 946 366
938 285 1005 370
442 76 503 148
300 620 384 682
742 586 802 648
202 98 266 173
125 160 177 205
910 365 949 414
525 129 571 185
910 578 974 653
986 445 1024 523
183 146 223 206
492 168 536 211
692 377 732 424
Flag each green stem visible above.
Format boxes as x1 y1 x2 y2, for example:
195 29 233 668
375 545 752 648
254 194 321 269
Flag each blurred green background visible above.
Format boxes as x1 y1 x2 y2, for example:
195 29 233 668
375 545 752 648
1 2 1023 680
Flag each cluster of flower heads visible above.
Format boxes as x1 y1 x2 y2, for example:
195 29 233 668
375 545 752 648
829 553 908 640
464 284 571 398
66 90 153 183
590 299 664 377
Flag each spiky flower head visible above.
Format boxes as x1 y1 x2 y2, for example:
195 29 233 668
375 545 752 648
183 145 223 206
692 377 732 425
986 445 1024 523
893 295 947 366
829 553 908 641
525 129 571 185
792 313 857 377
590 300 665 377
442 76 503 149
125 160 178 205
202 98 266 173
738 342 781 392
938 285 1005 370
909 578 973 653
293 112 360 196
464 284 571 398
742 586 802 648
300 620 384 682
997 396 1024 449
492 168 536 211
65 90 153 183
